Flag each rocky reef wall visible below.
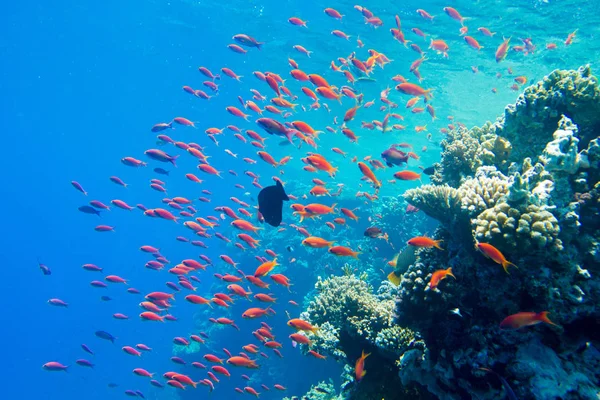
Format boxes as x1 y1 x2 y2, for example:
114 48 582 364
294 66 600 400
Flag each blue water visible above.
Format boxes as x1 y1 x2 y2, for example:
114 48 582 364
3 0 600 399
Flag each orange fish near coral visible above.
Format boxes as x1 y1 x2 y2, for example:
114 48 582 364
499 311 558 330
302 236 335 248
476 242 518 274
355 350 370 381
407 236 443 250
328 246 360 259
429 267 455 290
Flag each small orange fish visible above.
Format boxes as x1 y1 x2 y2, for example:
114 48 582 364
287 318 318 333
254 258 278 277
565 29 577 46
500 311 558 330
407 236 443 250
514 76 527 85
476 243 517 274
495 37 511 62
302 236 334 248
355 350 370 381
429 267 455 289
328 245 360 258
358 162 381 188
394 171 421 181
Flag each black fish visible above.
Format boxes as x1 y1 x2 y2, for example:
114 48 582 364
258 180 289 227
135 390 145 399
95 330 116 343
364 227 383 238
100 296 112 301
315 387 329 394
421 166 436 175
78 205 101 216
38 258 51 275
153 168 169 175
107 383 119 388
81 344 94 355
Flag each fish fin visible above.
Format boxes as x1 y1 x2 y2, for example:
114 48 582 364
434 240 444 250
387 271 401 286
539 311 558 327
503 260 518 274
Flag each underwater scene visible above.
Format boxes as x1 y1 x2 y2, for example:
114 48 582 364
5 0 600 399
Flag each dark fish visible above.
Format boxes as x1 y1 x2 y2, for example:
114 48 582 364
100 296 112 301
153 168 170 175
258 180 289 227
124 390 138 397
479 368 518 400
315 387 329 394
150 380 164 388
81 344 94 355
421 165 436 175
135 390 145 399
171 356 186 364
107 383 119 388
151 122 172 132
286 245 294 252
71 181 87 195
381 146 409 167
75 359 94 368
78 205 101 216
38 258 51 275
95 330 116 343
364 227 383 238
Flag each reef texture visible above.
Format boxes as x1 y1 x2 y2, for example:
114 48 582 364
300 275 426 399
300 66 600 400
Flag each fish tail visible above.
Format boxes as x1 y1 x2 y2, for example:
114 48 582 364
503 260 518 274
447 267 456 279
538 311 558 326
434 240 444 250
353 251 361 259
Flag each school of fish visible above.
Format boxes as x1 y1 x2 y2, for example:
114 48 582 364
46 3 573 397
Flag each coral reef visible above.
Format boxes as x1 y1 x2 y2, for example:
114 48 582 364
301 275 423 399
300 66 600 400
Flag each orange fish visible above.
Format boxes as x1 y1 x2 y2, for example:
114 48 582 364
302 236 334 248
242 307 274 319
254 258 278 277
499 311 558 330
476 242 518 274
429 39 450 57
227 356 259 368
393 171 421 181
316 87 341 102
396 83 432 99
407 236 443 250
429 267 455 289
231 219 262 233
565 29 577 46
309 186 330 196
495 37 511 62
328 245 360 258
464 36 483 51
355 350 370 381
358 162 381 188
287 318 318 333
